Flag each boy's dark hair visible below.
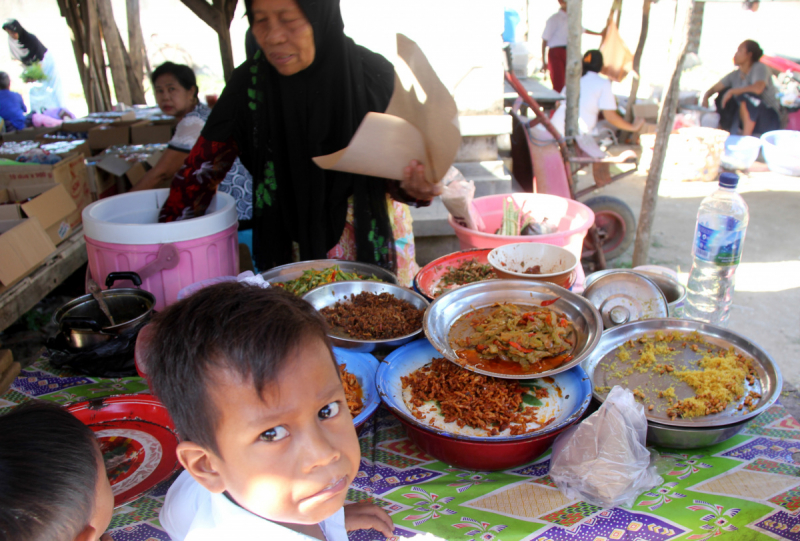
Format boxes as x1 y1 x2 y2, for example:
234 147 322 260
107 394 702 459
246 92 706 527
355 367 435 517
145 282 333 455
0 72 9 90
0 401 101 541
151 61 198 100
582 49 604 76
742 40 764 63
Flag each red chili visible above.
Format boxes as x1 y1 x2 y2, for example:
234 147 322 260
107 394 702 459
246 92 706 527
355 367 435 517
476 344 487 352
558 318 569 328
541 297 561 306
509 341 533 353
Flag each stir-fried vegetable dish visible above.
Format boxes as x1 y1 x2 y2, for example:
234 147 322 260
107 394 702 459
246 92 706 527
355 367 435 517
451 302 574 372
273 265 379 296
433 258 497 297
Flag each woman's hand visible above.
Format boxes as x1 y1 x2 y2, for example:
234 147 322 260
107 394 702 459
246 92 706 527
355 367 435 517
344 501 394 537
401 159 442 201
632 117 646 132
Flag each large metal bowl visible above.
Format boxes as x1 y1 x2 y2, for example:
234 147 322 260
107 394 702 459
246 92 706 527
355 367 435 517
303 281 429 352
378 339 592 470
261 260 397 293
582 318 782 431
646 417 751 449
423 279 603 379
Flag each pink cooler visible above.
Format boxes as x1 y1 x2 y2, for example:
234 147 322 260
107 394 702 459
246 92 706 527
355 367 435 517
448 193 594 260
82 189 239 311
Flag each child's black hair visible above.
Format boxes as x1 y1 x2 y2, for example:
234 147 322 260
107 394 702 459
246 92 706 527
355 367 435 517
0 401 101 541
145 282 333 455
582 50 604 76
151 61 198 100
0 72 10 90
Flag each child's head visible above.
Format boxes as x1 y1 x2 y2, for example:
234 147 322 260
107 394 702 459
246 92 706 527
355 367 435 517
0 402 114 541
146 282 360 525
0 72 10 91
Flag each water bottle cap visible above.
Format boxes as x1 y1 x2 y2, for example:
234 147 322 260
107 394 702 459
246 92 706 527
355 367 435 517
719 172 739 188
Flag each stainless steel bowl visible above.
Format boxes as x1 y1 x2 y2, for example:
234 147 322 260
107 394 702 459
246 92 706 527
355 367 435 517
261 260 398 292
581 318 782 429
646 417 752 449
423 279 603 379
303 281 429 352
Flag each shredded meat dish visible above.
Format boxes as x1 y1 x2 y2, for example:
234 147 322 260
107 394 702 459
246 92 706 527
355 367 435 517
523 265 542 275
339 363 364 417
401 358 552 436
321 292 423 340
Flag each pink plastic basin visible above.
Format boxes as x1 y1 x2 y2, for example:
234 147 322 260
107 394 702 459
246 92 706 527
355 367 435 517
448 193 595 260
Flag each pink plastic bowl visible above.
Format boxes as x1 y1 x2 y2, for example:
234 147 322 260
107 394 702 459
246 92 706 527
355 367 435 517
448 193 595 260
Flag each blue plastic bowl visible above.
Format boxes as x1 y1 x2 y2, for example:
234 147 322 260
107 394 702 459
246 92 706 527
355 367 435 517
333 347 380 429
721 135 761 171
761 130 800 177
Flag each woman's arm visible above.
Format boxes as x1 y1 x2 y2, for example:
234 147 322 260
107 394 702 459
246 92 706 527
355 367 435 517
130 149 189 192
602 109 645 132
702 81 726 108
721 80 767 107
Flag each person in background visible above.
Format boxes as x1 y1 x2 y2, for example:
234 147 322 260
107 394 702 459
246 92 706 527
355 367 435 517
0 401 115 541
545 50 645 138
131 62 254 254
0 71 27 131
2 19 65 111
541 0 602 92
702 40 780 136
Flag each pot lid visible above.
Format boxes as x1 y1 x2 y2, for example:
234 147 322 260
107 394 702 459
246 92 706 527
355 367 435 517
583 270 669 329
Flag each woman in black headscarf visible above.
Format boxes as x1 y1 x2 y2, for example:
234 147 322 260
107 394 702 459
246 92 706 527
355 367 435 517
159 0 439 283
3 19 65 110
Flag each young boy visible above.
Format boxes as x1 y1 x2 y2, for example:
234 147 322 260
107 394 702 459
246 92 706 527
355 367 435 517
0 71 27 131
146 283 394 540
0 401 114 541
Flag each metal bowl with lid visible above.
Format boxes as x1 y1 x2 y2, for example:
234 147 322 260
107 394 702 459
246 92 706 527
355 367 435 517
423 279 602 379
583 270 669 329
581 318 782 447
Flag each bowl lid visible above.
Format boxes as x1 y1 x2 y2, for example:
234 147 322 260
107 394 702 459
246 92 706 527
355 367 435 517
583 271 668 329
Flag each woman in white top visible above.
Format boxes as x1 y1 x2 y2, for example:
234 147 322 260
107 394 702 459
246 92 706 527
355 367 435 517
548 50 644 138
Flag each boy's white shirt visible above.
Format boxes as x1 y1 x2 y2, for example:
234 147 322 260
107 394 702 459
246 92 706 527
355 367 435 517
162 470 349 541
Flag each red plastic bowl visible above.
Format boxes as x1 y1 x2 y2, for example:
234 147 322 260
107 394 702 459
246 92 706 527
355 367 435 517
396 416 569 471
414 248 495 301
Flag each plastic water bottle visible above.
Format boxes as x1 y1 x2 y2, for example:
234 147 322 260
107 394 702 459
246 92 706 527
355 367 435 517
685 173 749 326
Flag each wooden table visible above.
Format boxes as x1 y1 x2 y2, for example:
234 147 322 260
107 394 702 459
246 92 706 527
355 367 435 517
0 227 87 332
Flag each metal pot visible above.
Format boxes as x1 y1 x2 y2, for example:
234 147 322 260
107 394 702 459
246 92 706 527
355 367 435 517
54 272 156 350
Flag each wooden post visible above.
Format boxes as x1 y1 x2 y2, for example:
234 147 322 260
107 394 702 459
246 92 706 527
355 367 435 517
564 0 582 141
632 0 695 267
87 0 113 111
96 0 133 106
624 0 651 124
127 0 145 94
180 0 237 81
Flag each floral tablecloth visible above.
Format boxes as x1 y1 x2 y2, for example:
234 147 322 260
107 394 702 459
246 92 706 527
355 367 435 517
4 358 800 541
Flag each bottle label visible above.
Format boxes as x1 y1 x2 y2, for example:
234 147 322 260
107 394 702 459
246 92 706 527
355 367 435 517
694 222 745 265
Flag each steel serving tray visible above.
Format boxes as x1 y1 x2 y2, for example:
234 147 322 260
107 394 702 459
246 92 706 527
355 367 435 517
261 259 398 291
581 318 782 429
423 279 602 379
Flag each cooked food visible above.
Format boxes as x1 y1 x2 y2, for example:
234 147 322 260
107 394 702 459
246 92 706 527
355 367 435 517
600 331 758 420
320 291 423 340
273 265 378 296
432 258 496 297
339 363 364 417
401 358 559 437
449 302 574 374
523 265 542 275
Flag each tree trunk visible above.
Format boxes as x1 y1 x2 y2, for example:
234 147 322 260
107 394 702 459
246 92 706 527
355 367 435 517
624 0 651 124
126 0 145 96
564 0 582 141
87 0 113 111
632 0 695 267
217 21 235 82
96 0 133 106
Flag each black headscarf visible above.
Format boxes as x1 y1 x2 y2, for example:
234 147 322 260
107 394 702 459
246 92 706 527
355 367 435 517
3 20 47 66
202 0 397 272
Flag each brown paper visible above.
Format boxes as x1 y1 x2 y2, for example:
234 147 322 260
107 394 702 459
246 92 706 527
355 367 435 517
313 34 460 184
0 349 12 376
0 361 21 396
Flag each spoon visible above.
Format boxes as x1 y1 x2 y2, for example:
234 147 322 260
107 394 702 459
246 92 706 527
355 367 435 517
87 278 116 327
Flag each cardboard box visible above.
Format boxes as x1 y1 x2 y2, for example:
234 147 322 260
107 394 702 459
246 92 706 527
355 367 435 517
0 153 91 227
87 120 147 150
633 103 659 123
131 118 176 145
0 217 56 288
0 127 58 142
0 184 76 245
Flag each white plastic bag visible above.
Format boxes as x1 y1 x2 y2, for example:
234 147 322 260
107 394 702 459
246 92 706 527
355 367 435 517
440 167 485 231
548 386 663 508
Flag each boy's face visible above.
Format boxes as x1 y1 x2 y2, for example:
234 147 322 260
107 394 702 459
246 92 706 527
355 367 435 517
188 337 360 525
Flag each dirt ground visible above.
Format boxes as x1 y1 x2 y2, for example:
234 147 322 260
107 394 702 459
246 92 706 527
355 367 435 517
576 159 800 392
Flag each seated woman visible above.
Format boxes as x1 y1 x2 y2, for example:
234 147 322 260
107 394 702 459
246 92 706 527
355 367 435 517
132 62 253 230
546 50 644 138
157 0 440 286
702 40 780 136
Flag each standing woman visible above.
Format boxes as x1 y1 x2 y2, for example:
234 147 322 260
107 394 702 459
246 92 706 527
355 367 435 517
2 19 65 111
158 0 440 285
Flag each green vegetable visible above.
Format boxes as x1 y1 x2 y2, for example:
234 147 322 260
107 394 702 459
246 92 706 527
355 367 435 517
498 197 520 236
274 265 379 296
522 394 543 407
21 62 46 82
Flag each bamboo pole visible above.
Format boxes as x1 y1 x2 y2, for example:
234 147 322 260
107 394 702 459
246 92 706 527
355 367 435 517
126 0 145 95
96 0 133 106
87 0 112 111
564 0 582 142
632 0 695 267
624 0 651 124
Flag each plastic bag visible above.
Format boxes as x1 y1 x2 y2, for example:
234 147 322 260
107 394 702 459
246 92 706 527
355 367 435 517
549 386 663 508
440 167 486 231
